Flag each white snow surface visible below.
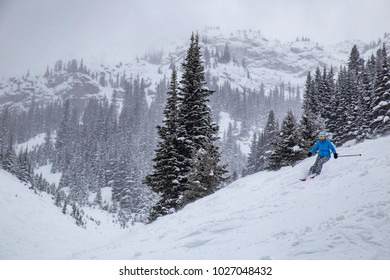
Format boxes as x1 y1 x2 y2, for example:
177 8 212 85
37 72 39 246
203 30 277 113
0 170 127 260
35 164 62 186
1 136 390 260
16 133 46 153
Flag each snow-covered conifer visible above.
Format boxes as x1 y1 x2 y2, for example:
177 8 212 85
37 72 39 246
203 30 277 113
176 32 227 207
370 44 390 135
267 111 303 170
145 68 181 221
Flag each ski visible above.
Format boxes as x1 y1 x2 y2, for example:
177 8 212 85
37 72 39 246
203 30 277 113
300 175 317 182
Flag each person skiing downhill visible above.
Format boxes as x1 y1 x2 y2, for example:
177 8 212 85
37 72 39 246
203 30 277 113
306 131 338 177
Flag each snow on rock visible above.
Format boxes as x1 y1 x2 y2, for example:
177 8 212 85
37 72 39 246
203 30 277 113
1 136 390 259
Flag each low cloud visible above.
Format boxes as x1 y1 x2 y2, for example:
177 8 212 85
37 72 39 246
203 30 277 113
0 0 388 77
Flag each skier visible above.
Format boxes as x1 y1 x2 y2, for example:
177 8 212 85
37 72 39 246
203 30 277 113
306 131 338 178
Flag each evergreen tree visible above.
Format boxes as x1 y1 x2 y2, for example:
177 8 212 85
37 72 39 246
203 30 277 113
146 33 227 219
180 140 227 206
32 173 42 192
330 67 351 145
62 200 68 214
300 71 321 149
54 191 62 207
93 187 103 207
319 67 333 124
53 99 71 172
220 121 246 180
16 148 32 184
255 110 279 171
253 131 265 173
343 46 366 140
176 33 227 209
245 133 258 175
112 156 129 205
267 111 303 170
348 45 364 74
71 203 85 227
144 69 181 221
2 135 16 175
370 44 390 135
356 62 374 141
106 90 118 136
323 66 335 127
204 46 211 68
220 43 231 63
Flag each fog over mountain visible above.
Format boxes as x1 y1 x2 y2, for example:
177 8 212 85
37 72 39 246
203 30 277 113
0 0 388 77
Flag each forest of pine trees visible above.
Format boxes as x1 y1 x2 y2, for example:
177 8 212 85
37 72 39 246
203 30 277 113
0 36 302 226
246 43 390 174
1 34 388 226
0 76 160 224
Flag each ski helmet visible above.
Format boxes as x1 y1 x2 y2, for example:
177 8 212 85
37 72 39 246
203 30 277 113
318 131 326 139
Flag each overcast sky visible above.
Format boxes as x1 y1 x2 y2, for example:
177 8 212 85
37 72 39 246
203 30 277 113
0 0 389 77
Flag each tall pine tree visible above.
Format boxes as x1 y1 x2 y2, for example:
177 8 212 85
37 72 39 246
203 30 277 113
176 33 227 208
370 44 390 135
267 110 303 170
145 68 181 221
300 72 321 150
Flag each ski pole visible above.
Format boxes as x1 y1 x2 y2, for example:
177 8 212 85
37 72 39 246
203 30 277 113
337 154 362 157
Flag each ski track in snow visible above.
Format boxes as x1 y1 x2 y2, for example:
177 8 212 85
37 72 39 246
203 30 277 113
1 136 390 259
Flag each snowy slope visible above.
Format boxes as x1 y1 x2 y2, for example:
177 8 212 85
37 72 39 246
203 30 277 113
1 136 390 259
0 170 128 259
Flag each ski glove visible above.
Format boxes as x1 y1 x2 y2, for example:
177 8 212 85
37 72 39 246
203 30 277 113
308 152 312 157
334 153 338 159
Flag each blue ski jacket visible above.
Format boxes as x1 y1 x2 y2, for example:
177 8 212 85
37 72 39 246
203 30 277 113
310 139 337 158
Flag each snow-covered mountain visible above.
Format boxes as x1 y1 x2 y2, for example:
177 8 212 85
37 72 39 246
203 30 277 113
2 135 389 259
1 28 388 111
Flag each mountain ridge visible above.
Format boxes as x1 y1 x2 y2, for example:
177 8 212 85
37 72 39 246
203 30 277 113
1 28 388 111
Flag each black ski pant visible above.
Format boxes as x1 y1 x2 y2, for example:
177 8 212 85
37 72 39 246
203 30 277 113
309 156 330 176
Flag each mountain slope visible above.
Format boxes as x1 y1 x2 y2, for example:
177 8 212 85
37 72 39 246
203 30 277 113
0 170 127 259
1 29 388 111
74 136 390 260
2 136 390 259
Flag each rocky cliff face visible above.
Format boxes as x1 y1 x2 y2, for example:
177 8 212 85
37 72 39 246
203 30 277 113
0 28 387 110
